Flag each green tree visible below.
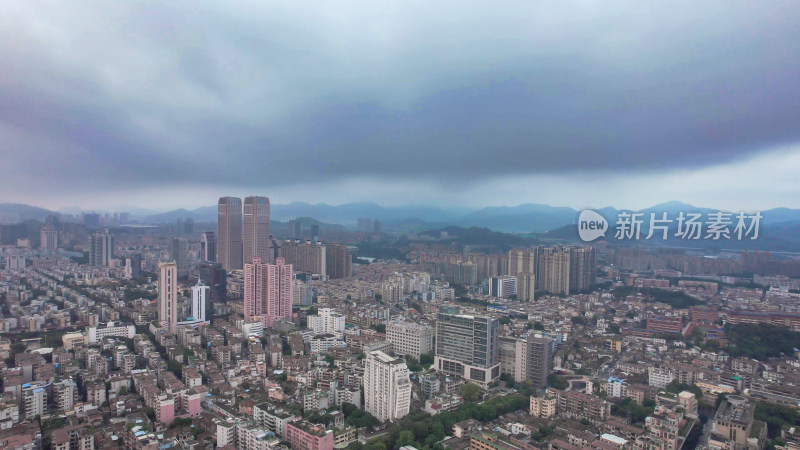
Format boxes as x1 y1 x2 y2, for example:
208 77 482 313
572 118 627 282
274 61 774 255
397 430 416 448
462 383 482 402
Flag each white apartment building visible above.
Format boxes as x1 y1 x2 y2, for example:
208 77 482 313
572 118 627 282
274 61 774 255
363 350 411 422
386 321 434 359
88 322 136 344
307 308 346 337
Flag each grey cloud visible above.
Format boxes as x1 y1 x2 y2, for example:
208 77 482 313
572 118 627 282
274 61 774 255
1 1 799 197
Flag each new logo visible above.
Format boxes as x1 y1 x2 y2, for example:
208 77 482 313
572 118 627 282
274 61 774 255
578 210 608 242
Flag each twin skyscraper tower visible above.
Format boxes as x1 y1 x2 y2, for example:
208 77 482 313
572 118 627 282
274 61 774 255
218 196 272 271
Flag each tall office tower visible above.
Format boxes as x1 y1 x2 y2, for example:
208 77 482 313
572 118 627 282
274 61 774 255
244 257 293 328
364 350 411 422
159 262 178 333
282 240 326 275
514 333 553 387
569 247 597 293
171 238 189 277
292 278 313 306
198 262 226 308
516 272 535 301
508 248 539 278
434 307 500 387
217 197 243 271
89 231 114 266
325 243 352 279
489 275 517 298
373 219 382 234
243 196 271 265
539 247 571 295
201 231 217 262
40 227 58 252
310 225 319 243
190 280 209 323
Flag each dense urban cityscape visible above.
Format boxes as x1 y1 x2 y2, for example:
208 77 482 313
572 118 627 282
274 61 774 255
3 2 799 450
1 198 800 450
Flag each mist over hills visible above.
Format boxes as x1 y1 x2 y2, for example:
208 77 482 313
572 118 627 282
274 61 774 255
4 201 800 241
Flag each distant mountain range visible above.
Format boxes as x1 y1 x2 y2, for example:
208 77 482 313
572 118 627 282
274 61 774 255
4 200 800 239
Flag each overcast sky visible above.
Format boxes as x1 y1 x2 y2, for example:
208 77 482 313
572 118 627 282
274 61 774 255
2 1 799 212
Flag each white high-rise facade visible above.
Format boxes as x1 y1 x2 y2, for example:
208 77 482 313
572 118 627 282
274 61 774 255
190 280 209 323
363 350 411 422
307 308 345 337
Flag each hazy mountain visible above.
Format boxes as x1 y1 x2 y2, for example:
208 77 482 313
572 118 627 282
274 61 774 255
0 203 59 222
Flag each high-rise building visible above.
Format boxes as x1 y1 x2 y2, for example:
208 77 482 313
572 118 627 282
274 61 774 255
282 240 326 275
293 278 313 307
201 231 216 262
124 254 142 279
508 248 539 278
434 307 500 387
189 280 209 323
364 350 411 422
218 197 243 271
569 247 597 293
514 333 554 388
159 262 178 333
310 225 320 243
287 220 302 239
244 257 293 328
489 275 517 298
40 226 58 252
171 237 189 277
243 196 270 265
387 321 434 359
198 262 226 308
325 243 351 279
538 247 571 295
516 272 535 301
89 231 114 266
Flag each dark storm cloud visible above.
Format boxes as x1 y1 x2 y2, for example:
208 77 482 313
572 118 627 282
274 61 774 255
1 1 799 196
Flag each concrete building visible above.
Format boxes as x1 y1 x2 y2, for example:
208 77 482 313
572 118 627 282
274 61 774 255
243 196 271 265
514 333 553 388
364 350 411 422
307 308 345 338
325 243 351 279
244 257 293 328
159 262 179 333
218 197 243 271
282 240 326 275
285 419 334 450
201 231 216 263
89 231 114 266
489 275 517 298
40 227 58 252
170 238 189 277
386 321 434 359
434 307 500 387
88 322 135 344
